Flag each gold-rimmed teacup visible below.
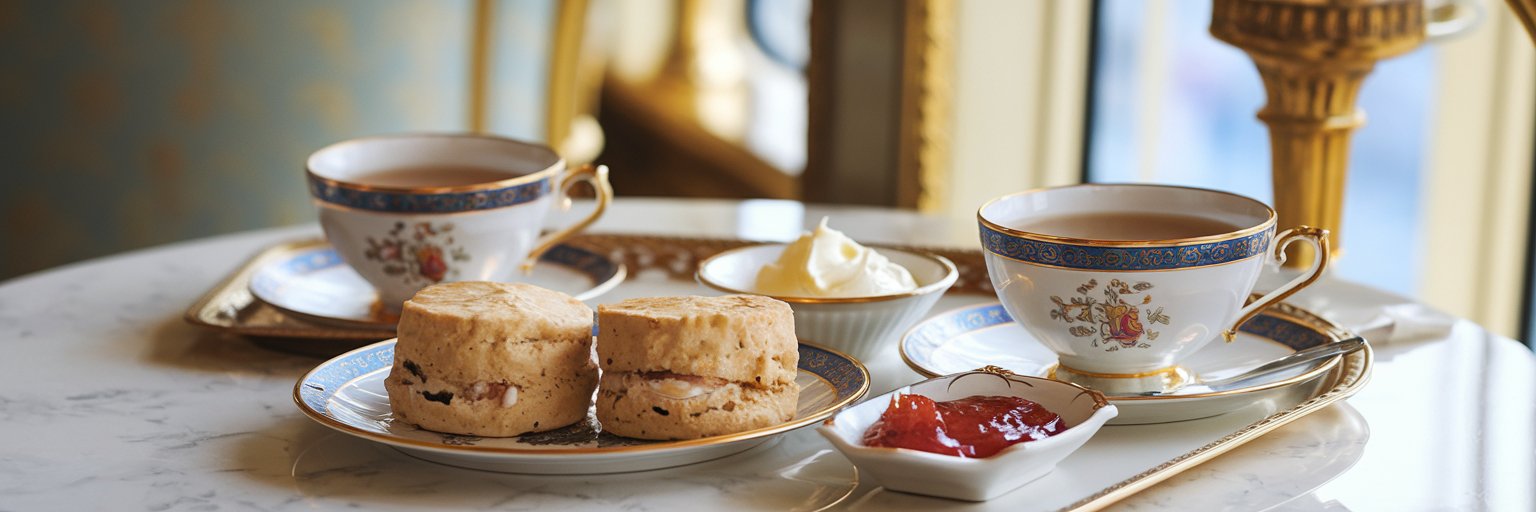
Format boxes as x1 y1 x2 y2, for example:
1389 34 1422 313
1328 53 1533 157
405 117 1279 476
306 133 613 313
978 183 1329 394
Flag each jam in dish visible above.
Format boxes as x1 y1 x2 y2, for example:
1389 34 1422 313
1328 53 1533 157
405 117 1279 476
862 394 1065 458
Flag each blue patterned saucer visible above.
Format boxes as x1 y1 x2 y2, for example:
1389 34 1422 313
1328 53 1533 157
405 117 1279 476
293 340 870 474
901 302 1361 424
250 242 624 329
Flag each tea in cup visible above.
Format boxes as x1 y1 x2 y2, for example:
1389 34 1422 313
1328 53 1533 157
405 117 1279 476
306 133 613 313
977 184 1329 394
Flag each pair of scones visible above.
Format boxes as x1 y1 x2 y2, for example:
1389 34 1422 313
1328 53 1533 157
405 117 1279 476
384 282 800 440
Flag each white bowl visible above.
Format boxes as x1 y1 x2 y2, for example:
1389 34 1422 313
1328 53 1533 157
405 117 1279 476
817 368 1118 501
696 244 957 361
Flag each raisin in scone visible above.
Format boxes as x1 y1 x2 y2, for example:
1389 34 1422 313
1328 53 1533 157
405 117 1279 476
596 295 799 440
385 282 598 437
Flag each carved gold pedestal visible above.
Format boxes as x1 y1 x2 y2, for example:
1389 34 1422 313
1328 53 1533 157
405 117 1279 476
1211 0 1425 267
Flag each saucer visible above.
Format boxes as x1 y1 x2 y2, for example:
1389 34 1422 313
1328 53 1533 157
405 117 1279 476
901 302 1353 424
293 339 870 474
250 241 625 329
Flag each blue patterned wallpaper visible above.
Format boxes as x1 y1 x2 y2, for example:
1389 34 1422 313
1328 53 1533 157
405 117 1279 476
488 0 554 138
0 0 555 280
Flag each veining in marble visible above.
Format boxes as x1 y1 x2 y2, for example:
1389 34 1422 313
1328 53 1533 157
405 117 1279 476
0 200 1532 511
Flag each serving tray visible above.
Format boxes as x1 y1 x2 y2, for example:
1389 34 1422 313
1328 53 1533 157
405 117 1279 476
1053 309 1370 510
190 233 1369 509
183 234 994 354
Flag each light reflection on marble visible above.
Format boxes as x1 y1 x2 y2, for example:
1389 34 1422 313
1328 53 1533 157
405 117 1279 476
288 433 856 511
1 199 1532 511
1111 403 1369 511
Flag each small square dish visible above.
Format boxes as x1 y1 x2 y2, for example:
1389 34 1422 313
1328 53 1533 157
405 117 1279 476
818 367 1117 501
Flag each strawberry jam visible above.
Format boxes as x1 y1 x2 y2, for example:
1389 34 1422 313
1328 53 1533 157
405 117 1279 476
862 394 1066 458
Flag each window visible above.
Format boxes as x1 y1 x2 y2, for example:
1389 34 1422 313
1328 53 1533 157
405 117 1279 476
1084 0 1436 298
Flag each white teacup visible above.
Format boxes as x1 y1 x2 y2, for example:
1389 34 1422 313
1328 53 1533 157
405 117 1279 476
977 184 1329 394
306 134 612 313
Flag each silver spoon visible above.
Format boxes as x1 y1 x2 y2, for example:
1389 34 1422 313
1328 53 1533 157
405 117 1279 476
1137 336 1366 396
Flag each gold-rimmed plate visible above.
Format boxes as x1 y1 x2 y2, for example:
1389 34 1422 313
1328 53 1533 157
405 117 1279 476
294 339 870 474
900 302 1353 424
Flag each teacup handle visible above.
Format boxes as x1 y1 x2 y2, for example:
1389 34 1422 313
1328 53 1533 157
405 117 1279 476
521 163 613 272
1222 226 1331 342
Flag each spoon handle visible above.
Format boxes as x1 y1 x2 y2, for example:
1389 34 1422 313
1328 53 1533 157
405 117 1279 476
1201 336 1367 388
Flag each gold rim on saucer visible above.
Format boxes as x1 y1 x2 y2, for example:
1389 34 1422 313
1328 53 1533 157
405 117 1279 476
1049 364 1196 395
898 301 1348 402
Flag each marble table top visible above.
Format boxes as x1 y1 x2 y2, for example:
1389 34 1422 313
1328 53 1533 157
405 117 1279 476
1 198 1531 511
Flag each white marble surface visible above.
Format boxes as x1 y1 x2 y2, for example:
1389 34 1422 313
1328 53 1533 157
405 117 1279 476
1 198 1532 511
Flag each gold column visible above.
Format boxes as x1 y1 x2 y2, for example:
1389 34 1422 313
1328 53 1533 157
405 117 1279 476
1511 0 1536 42
896 0 955 212
1211 0 1425 266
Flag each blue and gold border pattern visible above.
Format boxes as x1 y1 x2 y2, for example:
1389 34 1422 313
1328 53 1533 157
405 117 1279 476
979 223 1273 271
308 175 551 213
297 340 393 414
1235 314 1329 350
798 344 868 401
542 244 621 283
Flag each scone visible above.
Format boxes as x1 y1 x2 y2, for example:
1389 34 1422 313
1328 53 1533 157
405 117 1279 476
595 295 800 440
384 282 598 437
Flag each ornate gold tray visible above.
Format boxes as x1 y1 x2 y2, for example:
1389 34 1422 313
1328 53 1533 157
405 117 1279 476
183 234 993 355
184 240 384 342
188 234 1370 510
1068 315 1371 510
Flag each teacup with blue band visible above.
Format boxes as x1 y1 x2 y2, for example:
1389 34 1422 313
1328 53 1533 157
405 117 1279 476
977 184 1329 394
307 133 612 313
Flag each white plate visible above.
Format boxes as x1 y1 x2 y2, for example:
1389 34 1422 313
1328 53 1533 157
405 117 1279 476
293 339 870 474
900 302 1351 424
250 242 625 328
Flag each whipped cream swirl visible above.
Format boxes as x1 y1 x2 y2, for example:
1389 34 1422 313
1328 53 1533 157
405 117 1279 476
755 218 918 298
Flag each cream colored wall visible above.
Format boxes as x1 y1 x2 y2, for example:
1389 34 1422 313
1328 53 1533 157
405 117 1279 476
939 0 1091 220
1420 5 1536 337
939 1 1536 339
